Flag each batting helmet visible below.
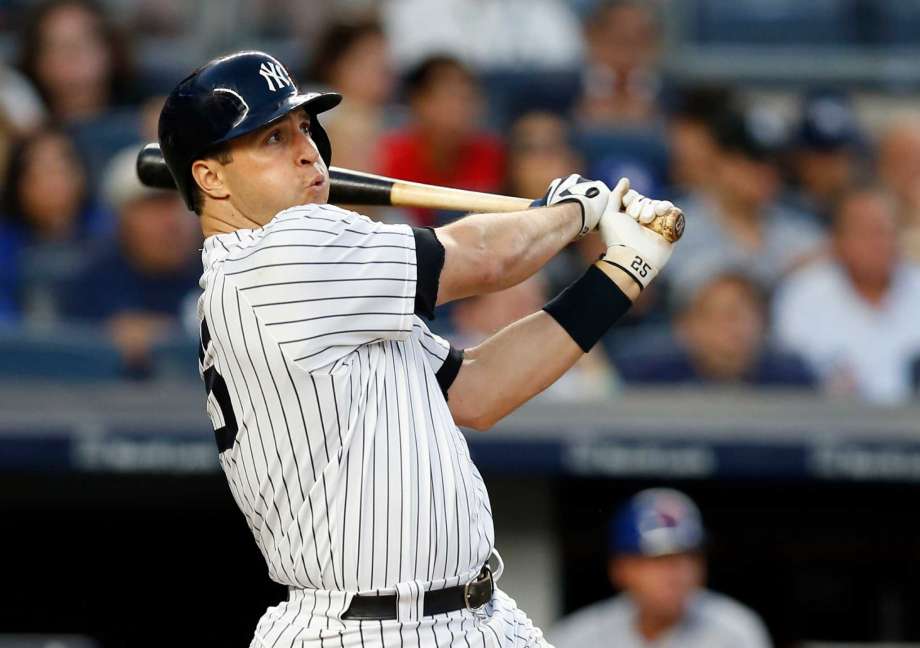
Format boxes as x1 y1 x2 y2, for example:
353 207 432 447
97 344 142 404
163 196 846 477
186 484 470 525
158 50 342 210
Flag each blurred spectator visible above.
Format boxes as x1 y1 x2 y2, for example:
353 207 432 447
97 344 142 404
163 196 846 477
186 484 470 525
382 0 582 71
0 64 46 136
576 0 666 128
0 127 108 243
499 111 671 334
773 188 920 404
61 146 200 374
550 488 772 648
666 86 733 199
616 267 814 387
307 16 396 173
877 114 920 264
0 126 111 320
0 106 13 184
451 273 615 401
787 91 864 225
130 0 191 37
504 111 582 200
377 55 504 226
17 0 144 191
666 108 825 288
17 0 138 124
501 110 651 329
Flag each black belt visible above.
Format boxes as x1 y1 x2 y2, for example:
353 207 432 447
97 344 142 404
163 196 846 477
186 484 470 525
341 566 494 621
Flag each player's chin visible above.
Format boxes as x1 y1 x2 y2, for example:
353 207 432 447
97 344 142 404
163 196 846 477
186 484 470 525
304 178 330 205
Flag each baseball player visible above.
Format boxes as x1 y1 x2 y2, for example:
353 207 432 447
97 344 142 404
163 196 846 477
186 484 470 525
157 51 679 647
549 489 772 648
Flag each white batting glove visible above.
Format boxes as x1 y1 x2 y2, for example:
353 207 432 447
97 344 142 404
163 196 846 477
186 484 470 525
599 178 676 290
541 174 610 238
622 186 676 225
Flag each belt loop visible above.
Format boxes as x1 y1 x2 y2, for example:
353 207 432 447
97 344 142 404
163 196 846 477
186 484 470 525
395 581 425 623
489 548 505 582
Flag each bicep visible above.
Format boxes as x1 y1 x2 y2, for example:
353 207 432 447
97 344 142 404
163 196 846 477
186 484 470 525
434 221 499 306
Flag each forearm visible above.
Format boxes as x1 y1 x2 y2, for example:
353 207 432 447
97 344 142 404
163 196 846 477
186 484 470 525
448 263 639 430
435 203 581 304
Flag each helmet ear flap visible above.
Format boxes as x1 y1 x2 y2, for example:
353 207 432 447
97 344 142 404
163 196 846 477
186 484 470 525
309 116 333 168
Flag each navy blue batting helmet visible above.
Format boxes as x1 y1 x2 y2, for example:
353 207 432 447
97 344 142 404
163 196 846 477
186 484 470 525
158 50 342 210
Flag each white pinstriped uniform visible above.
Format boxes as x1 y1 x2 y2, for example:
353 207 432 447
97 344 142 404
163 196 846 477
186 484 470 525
197 204 550 647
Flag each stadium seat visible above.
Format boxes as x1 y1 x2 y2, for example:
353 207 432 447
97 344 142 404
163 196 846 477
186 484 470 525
151 334 200 380
873 0 920 45
0 325 122 381
480 69 581 130
574 128 670 197
692 0 856 45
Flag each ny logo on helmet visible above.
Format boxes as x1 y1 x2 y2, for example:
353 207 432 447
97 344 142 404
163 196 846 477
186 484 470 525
259 61 292 92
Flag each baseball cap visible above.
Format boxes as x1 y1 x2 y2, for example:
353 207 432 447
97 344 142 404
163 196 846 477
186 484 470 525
609 488 705 557
796 91 860 152
713 107 788 162
103 145 174 213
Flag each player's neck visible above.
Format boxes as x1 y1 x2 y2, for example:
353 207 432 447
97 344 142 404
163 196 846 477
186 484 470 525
200 203 264 238
635 609 680 642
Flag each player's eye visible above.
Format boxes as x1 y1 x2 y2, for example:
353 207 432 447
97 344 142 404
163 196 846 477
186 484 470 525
299 120 311 135
266 129 282 145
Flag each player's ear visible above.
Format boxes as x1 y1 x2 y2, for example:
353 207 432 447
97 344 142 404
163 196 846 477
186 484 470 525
191 159 230 201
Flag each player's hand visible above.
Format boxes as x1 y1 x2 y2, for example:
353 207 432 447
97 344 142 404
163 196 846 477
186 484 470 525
539 174 610 239
599 178 677 290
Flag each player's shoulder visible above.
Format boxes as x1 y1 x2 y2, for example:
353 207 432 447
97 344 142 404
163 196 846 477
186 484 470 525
548 595 632 647
264 203 413 238
901 261 920 290
693 589 770 644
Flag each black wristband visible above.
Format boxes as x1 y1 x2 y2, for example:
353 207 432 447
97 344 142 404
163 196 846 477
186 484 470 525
542 265 633 353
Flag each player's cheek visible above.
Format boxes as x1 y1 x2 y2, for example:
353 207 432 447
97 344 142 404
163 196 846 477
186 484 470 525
314 178 331 204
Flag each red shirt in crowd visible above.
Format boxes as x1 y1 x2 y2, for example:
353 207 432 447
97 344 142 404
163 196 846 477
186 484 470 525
377 129 505 226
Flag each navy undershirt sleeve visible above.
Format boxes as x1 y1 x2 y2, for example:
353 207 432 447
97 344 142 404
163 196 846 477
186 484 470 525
435 346 464 399
412 226 445 320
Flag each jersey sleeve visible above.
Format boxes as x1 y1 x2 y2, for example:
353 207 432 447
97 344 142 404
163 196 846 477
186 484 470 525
412 317 463 398
222 205 431 363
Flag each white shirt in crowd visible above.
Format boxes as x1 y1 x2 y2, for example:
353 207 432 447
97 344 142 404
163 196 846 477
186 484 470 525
772 260 920 404
549 589 772 648
665 193 825 289
383 0 584 70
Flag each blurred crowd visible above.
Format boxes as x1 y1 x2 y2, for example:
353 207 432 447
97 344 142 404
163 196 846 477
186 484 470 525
1 0 919 404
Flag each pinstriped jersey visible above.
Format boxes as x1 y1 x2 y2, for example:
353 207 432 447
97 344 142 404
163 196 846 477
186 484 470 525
196 203 495 593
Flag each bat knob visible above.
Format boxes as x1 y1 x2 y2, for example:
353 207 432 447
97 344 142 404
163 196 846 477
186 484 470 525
648 208 685 244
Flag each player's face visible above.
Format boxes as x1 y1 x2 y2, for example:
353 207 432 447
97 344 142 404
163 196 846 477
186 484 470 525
222 110 331 224
611 553 704 622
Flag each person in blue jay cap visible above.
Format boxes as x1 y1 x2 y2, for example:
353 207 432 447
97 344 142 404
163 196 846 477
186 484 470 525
550 488 772 648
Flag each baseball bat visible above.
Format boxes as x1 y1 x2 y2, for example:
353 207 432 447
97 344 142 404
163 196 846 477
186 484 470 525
136 143 684 242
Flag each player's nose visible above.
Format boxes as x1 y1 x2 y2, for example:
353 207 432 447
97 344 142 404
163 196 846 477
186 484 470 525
296 130 320 167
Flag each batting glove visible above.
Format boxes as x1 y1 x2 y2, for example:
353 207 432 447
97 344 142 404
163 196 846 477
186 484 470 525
539 174 610 239
599 178 677 290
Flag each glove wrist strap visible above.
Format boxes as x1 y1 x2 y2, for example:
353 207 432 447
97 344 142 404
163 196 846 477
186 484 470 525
600 245 657 291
